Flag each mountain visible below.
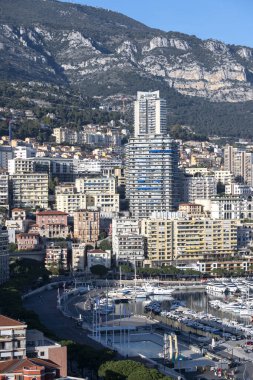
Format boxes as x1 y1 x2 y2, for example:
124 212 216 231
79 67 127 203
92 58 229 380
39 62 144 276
1 0 253 137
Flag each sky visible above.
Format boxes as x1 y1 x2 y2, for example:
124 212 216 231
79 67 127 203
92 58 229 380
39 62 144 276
61 0 253 48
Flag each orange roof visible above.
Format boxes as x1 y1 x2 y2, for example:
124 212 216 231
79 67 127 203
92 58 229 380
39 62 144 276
0 315 26 327
88 249 107 254
0 358 59 373
36 211 68 216
12 208 26 212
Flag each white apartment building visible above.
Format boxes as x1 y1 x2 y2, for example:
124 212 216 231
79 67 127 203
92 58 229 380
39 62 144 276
56 191 86 216
14 146 36 159
87 249 111 270
134 91 167 137
0 227 9 284
183 175 217 202
225 183 253 196
86 193 119 215
213 170 234 185
125 134 180 218
8 158 35 175
72 243 86 272
112 217 145 265
75 176 116 194
0 315 27 360
11 173 48 209
0 174 9 209
73 159 101 174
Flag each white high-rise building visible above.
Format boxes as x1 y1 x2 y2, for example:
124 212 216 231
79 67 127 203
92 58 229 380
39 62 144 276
125 134 180 219
134 91 167 137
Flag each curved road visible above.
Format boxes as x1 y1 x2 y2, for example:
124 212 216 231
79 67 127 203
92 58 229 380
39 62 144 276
24 288 104 348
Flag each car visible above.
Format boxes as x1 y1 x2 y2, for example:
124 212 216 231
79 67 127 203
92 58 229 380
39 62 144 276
246 341 253 345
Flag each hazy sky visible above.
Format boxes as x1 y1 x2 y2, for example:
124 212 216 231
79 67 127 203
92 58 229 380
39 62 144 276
61 0 253 47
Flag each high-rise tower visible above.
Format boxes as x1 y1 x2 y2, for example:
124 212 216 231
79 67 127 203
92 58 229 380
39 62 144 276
134 91 167 137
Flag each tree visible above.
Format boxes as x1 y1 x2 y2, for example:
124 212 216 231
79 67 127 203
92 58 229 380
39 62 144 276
128 367 172 380
8 243 18 252
99 240 112 251
120 264 134 274
98 360 143 380
90 264 109 277
98 360 172 380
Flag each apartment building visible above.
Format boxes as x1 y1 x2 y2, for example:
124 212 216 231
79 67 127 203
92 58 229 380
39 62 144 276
134 90 167 137
225 182 253 196
73 210 100 243
178 203 204 216
26 330 67 376
14 146 36 159
224 145 253 185
0 315 27 360
183 175 217 202
112 217 145 265
213 170 234 185
86 193 119 214
173 218 238 261
141 217 173 267
0 357 60 380
125 134 180 218
8 158 35 175
0 146 13 170
141 213 238 266
45 243 68 270
87 249 111 270
56 191 86 216
0 227 9 284
197 258 253 274
16 233 41 251
11 173 48 209
75 176 116 194
0 174 9 209
35 210 69 239
72 243 86 271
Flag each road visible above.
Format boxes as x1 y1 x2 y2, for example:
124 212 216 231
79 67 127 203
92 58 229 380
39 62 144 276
24 288 104 348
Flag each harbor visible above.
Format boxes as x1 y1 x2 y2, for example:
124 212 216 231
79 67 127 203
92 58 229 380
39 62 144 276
54 278 253 378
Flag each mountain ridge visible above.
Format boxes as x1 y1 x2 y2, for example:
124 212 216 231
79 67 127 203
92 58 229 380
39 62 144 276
1 0 253 137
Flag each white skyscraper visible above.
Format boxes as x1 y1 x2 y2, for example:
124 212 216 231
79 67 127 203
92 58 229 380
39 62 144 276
134 90 167 137
125 134 180 218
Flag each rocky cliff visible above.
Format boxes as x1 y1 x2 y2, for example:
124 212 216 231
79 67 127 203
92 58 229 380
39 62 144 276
1 0 253 103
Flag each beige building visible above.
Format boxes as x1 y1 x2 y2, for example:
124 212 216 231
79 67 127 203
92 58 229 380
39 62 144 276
142 213 238 267
11 173 48 209
0 315 27 360
45 243 68 271
178 203 204 216
224 145 253 185
56 191 86 216
73 210 100 243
